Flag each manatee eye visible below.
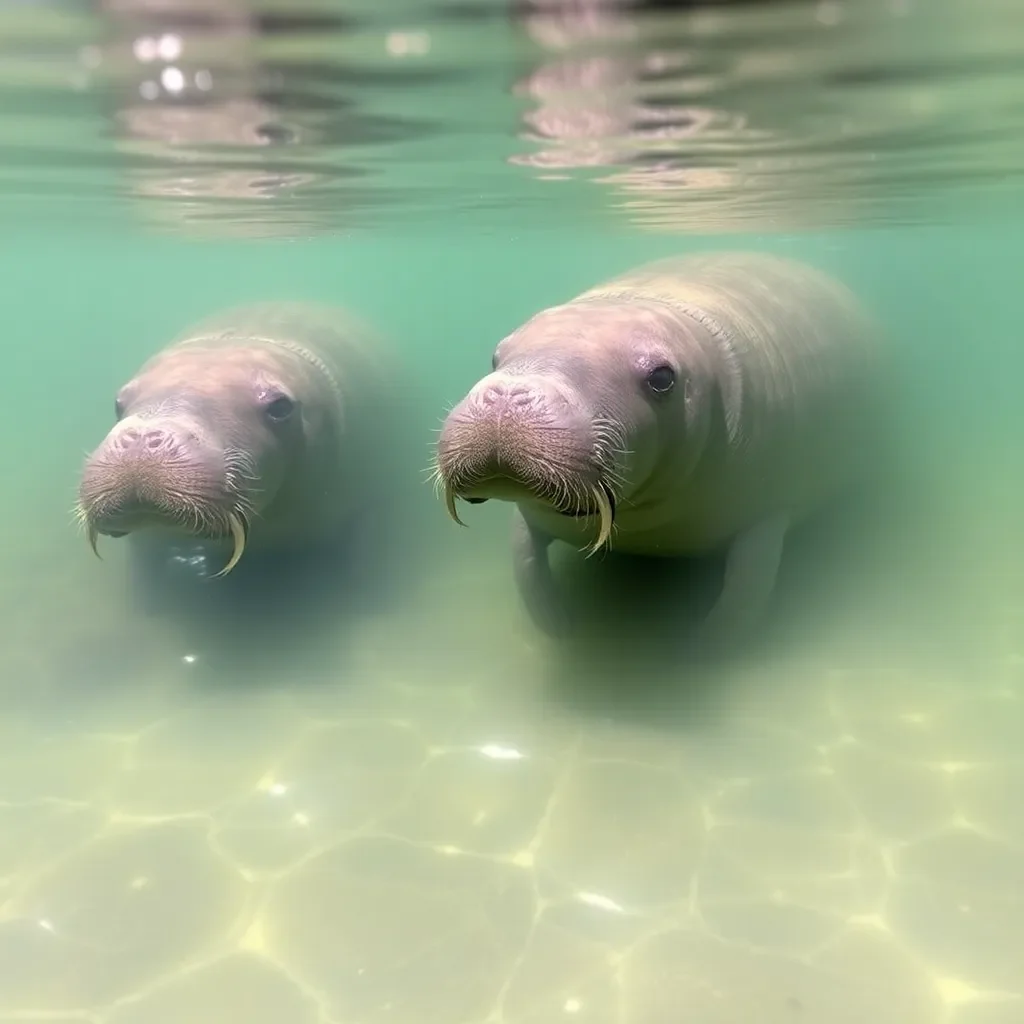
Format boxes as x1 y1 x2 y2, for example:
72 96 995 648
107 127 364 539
255 121 295 145
264 394 296 422
491 350 499 371
114 397 125 421
645 364 676 395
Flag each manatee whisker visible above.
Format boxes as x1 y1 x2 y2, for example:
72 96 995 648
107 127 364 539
69 499 101 557
427 406 456 441
69 501 88 530
424 460 453 504
223 448 262 499
600 463 629 496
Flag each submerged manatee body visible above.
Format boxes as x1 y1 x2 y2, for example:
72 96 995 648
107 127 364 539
435 251 883 645
78 301 404 624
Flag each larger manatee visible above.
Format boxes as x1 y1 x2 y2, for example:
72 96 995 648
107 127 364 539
435 251 883 644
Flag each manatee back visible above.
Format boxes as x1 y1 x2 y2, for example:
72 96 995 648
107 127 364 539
582 251 885 533
581 252 879 426
170 300 392 425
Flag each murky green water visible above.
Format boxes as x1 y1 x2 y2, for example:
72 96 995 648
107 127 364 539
1 1 1024 1022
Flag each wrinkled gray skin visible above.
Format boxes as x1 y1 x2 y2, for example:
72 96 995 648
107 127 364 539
436 252 881 645
78 302 395 606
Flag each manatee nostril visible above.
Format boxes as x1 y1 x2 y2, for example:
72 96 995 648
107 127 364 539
508 384 536 407
479 380 539 409
114 426 176 453
480 381 508 406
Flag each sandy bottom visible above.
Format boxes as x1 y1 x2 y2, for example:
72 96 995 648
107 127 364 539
0 490 1021 1024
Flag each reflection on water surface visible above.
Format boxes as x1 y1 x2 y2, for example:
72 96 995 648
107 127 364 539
0 0 1022 232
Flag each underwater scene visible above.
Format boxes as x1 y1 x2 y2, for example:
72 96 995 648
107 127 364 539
1 1 1024 1022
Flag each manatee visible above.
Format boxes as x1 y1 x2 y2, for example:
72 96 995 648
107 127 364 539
435 251 882 645
78 301 406 621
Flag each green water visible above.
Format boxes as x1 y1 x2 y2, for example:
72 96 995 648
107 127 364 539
1 222 1022 1023
2 0 1024 1020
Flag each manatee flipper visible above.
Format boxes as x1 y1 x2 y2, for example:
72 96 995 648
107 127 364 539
697 512 790 647
511 507 574 638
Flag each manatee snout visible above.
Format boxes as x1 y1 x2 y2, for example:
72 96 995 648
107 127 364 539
78 411 248 576
436 368 618 551
471 374 574 415
444 371 579 444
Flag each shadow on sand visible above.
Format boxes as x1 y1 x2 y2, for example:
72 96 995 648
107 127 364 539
532 481 963 732
127 500 416 690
